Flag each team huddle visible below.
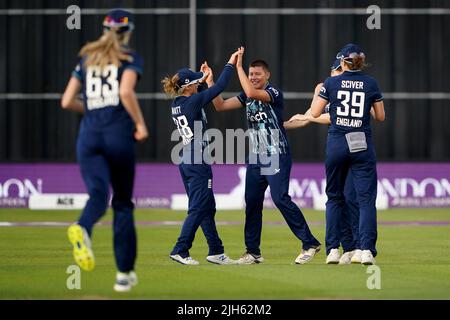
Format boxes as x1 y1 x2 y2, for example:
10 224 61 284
61 9 385 292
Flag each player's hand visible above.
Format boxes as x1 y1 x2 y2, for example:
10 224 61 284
236 46 244 68
200 62 207 73
200 62 210 82
203 62 214 86
134 123 149 142
200 62 210 78
227 50 239 65
289 114 307 122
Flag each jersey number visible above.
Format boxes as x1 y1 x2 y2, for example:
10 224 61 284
336 90 365 118
172 116 193 143
86 65 119 99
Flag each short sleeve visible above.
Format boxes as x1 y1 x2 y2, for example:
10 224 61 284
318 78 330 101
124 52 144 78
265 86 282 105
71 60 83 80
237 92 247 107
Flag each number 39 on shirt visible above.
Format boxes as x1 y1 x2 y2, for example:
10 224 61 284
336 90 365 118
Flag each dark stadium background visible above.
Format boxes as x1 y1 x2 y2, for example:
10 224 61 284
0 0 449 162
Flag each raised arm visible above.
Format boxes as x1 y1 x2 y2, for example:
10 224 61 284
120 69 149 141
193 52 238 108
202 62 243 112
61 77 84 113
236 47 272 102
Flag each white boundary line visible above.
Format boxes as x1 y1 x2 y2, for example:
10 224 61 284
1 92 450 100
1 8 450 15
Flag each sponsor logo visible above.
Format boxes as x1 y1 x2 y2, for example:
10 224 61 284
57 197 74 205
0 178 42 198
247 112 268 122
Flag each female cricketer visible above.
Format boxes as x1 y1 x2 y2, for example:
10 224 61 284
205 47 321 265
285 59 362 265
61 9 148 292
161 51 240 265
310 43 385 265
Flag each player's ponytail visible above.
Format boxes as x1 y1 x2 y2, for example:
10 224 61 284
162 74 183 97
343 54 368 71
79 29 133 69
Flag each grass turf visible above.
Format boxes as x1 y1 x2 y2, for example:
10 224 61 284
0 208 449 299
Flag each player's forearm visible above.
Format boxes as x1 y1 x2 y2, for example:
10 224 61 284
308 113 331 125
214 64 234 91
202 64 233 100
121 91 146 127
61 77 83 113
61 97 84 113
310 101 327 118
205 78 228 112
283 120 310 129
212 95 226 112
236 66 255 98
372 101 385 121
198 64 234 107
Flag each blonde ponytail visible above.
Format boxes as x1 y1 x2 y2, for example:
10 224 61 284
161 74 183 97
79 30 133 69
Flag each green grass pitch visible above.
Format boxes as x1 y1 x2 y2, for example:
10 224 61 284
0 208 449 299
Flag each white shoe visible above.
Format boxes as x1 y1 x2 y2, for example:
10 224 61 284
206 253 237 265
351 249 362 264
361 250 376 265
237 252 264 264
113 271 138 292
170 254 199 265
339 251 354 265
295 245 321 265
326 248 341 264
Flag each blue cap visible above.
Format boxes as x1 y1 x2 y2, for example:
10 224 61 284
103 9 134 33
336 43 365 60
330 58 341 71
176 68 206 88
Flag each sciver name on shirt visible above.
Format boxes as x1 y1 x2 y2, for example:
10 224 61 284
341 80 364 89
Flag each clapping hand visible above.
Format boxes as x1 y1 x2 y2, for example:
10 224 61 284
228 49 240 65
